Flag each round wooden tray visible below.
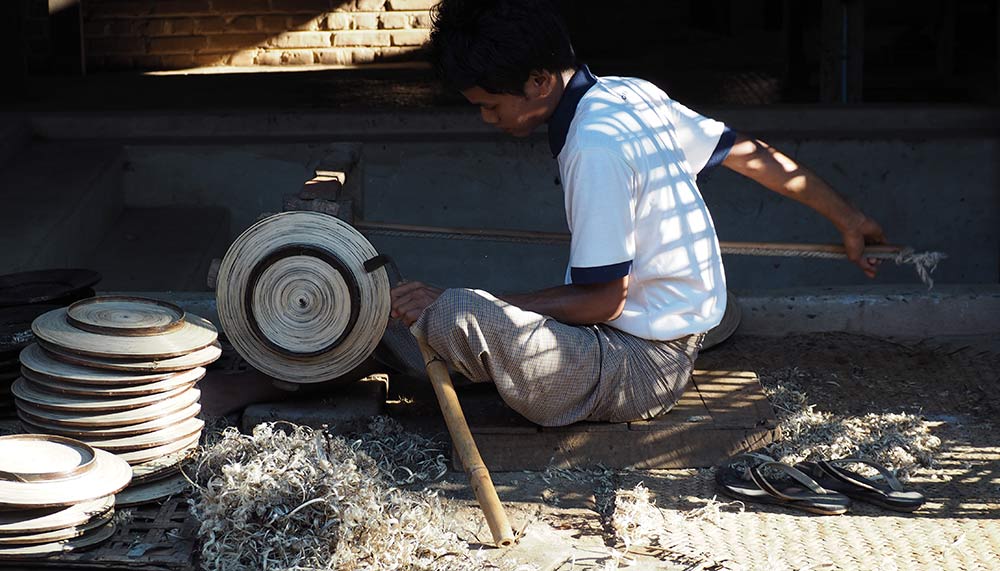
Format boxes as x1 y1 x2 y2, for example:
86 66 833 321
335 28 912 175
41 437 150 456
18 402 201 439
116 473 190 508
131 444 196 484
217 212 390 383
0 446 131 509
39 340 222 373
66 297 186 337
0 522 115 559
117 431 202 465
33 308 218 360
0 434 96 483
19 365 205 397
20 343 184 385
0 269 101 307
0 509 113 547
15 387 201 429
0 495 113 536
74 417 204 453
12 378 194 413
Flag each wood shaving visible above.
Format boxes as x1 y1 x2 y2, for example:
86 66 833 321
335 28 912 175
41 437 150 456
189 422 494 571
609 482 661 551
761 368 942 478
605 483 737 571
349 416 448 486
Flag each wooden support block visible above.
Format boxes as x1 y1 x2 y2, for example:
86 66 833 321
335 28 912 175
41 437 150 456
457 370 780 471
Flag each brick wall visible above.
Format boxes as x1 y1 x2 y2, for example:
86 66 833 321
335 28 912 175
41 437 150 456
82 0 438 71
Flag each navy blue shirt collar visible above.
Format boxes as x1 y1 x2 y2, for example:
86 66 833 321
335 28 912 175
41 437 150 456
547 64 598 157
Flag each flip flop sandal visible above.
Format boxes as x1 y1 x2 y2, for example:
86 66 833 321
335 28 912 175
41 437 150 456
715 453 852 515
795 458 925 512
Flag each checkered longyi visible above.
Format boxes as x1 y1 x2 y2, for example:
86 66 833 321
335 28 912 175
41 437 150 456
378 288 703 427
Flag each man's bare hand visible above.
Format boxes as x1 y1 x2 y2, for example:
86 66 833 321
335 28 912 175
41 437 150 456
839 212 887 279
390 281 444 326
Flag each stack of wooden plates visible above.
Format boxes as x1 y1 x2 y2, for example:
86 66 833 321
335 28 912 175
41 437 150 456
12 297 221 507
0 434 131 560
216 211 391 384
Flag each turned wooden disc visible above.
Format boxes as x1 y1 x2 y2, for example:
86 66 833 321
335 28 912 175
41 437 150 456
0 269 100 307
702 291 743 351
116 473 190 507
18 402 201 439
0 444 131 508
0 522 115 559
0 509 113 547
217 212 390 383
66 296 185 337
19 364 204 397
15 388 201 429
68 418 205 453
33 308 217 359
117 431 201 465
131 445 196 484
12 378 194 413
19 343 184 385
0 434 97 483
38 340 222 373
0 496 113 536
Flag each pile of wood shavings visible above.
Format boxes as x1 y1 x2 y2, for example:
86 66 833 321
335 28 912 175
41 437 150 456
349 416 448 486
604 483 739 571
189 422 493 571
609 483 660 551
762 368 941 477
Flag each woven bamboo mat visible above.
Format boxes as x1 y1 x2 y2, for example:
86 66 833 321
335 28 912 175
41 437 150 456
630 438 1000 571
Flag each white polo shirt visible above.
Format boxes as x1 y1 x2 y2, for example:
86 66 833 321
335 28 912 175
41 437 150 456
548 65 733 341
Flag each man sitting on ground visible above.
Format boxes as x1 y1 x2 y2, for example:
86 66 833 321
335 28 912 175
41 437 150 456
380 0 886 427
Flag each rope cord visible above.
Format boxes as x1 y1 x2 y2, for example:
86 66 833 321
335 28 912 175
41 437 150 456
357 226 946 289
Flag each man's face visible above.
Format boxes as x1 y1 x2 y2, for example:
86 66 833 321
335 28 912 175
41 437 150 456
462 79 551 137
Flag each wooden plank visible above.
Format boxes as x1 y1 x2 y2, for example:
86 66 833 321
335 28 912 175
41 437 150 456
690 370 777 428
460 370 780 470
468 423 779 471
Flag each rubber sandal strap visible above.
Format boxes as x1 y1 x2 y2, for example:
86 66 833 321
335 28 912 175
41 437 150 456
722 452 778 479
819 458 905 495
749 461 826 501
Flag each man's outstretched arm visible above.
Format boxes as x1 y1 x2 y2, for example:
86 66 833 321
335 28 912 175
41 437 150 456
390 277 628 327
721 133 887 278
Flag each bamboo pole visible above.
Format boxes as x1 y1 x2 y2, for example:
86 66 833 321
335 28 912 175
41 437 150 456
414 333 515 548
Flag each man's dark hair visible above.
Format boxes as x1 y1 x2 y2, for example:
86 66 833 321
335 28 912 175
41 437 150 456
429 0 576 95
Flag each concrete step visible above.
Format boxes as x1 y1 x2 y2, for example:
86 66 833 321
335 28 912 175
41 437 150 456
0 141 124 274
86 206 231 291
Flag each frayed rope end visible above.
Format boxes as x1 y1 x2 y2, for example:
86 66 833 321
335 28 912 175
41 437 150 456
893 249 948 289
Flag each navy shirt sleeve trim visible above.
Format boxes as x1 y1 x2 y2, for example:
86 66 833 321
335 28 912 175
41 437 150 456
570 260 633 284
700 126 736 175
